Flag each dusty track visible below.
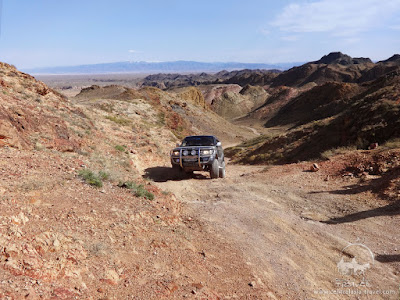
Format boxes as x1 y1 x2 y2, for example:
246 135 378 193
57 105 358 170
144 160 400 299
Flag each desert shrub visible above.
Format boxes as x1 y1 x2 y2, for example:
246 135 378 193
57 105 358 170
78 169 109 187
98 171 110 180
382 138 400 149
320 146 357 160
105 115 131 126
114 144 126 152
97 103 114 112
118 181 155 200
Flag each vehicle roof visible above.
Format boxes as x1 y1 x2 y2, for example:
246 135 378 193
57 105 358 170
183 135 217 139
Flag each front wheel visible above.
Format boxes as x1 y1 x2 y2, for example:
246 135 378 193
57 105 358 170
172 164 181 171
184 169 193 178
210 159 219 179
219 161 226 178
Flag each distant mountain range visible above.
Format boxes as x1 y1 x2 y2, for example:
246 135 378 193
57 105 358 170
23 61 304 75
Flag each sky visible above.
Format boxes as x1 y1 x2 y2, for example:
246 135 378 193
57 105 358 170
0 0 400 69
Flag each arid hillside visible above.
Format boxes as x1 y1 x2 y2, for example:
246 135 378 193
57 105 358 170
0 63 265 299
271 52 377 87
139 69 280 90
0 63 90 152
228 70 400 165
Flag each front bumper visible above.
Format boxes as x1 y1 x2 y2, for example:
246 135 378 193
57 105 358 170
170 147 215 169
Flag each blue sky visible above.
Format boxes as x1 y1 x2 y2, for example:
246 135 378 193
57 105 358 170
1 0 400 69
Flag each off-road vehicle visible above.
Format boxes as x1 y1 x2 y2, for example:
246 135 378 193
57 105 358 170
170 135 226 178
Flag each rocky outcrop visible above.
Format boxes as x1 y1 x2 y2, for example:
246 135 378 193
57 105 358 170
199 84 242 106
74 84 127 100
178 87 207 109
271 52 375 87
0 63 89 151
265 82 362 127
140 69 280 90
198 84 269 120
229 70 400 164
312 52 372 65
358 54 400 83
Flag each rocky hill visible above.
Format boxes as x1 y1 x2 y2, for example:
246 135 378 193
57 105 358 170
139 69 280 90
358 54 400 82
269 52 400 88
311 52 372 65
264 81 362 127
138 52 400 125
0 62 89 151
227 69 400 164
270 52 375 87
196 84 269 120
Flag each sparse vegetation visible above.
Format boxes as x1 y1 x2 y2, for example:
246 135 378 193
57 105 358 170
114 144 126 152
97 102 114 112
321 146 357 160
118 181 155 200
105 115 131 126
238 134 271 148
382 138 400 149
157 111 166 126
98 170 110 180
78 169 109 187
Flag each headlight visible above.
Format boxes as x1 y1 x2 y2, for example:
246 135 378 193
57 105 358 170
183 150 188 156
172 151 180 156
202 149 213 155
191 150 196 155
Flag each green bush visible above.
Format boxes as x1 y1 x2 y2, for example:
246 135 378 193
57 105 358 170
98 171 110 180
78 169 105 187
114 145 126 152
118 181 155 200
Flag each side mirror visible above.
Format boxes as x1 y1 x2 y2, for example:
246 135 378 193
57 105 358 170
216 142 222 147
176 143 180 147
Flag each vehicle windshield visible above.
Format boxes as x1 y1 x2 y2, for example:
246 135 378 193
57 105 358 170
181 136 215 146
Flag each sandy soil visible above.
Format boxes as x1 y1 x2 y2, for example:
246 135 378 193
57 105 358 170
144 158 400 299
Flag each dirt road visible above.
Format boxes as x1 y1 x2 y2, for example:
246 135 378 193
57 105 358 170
144 160 400 299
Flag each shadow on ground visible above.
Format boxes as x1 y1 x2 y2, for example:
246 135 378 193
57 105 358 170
309 168 400 224
321 202 400 224
143 167 209 182
375 254 400 263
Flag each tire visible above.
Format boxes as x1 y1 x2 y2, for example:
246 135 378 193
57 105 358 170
210 159 219 179
172 164 181 171
184 170 193 178
219 161 226 178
